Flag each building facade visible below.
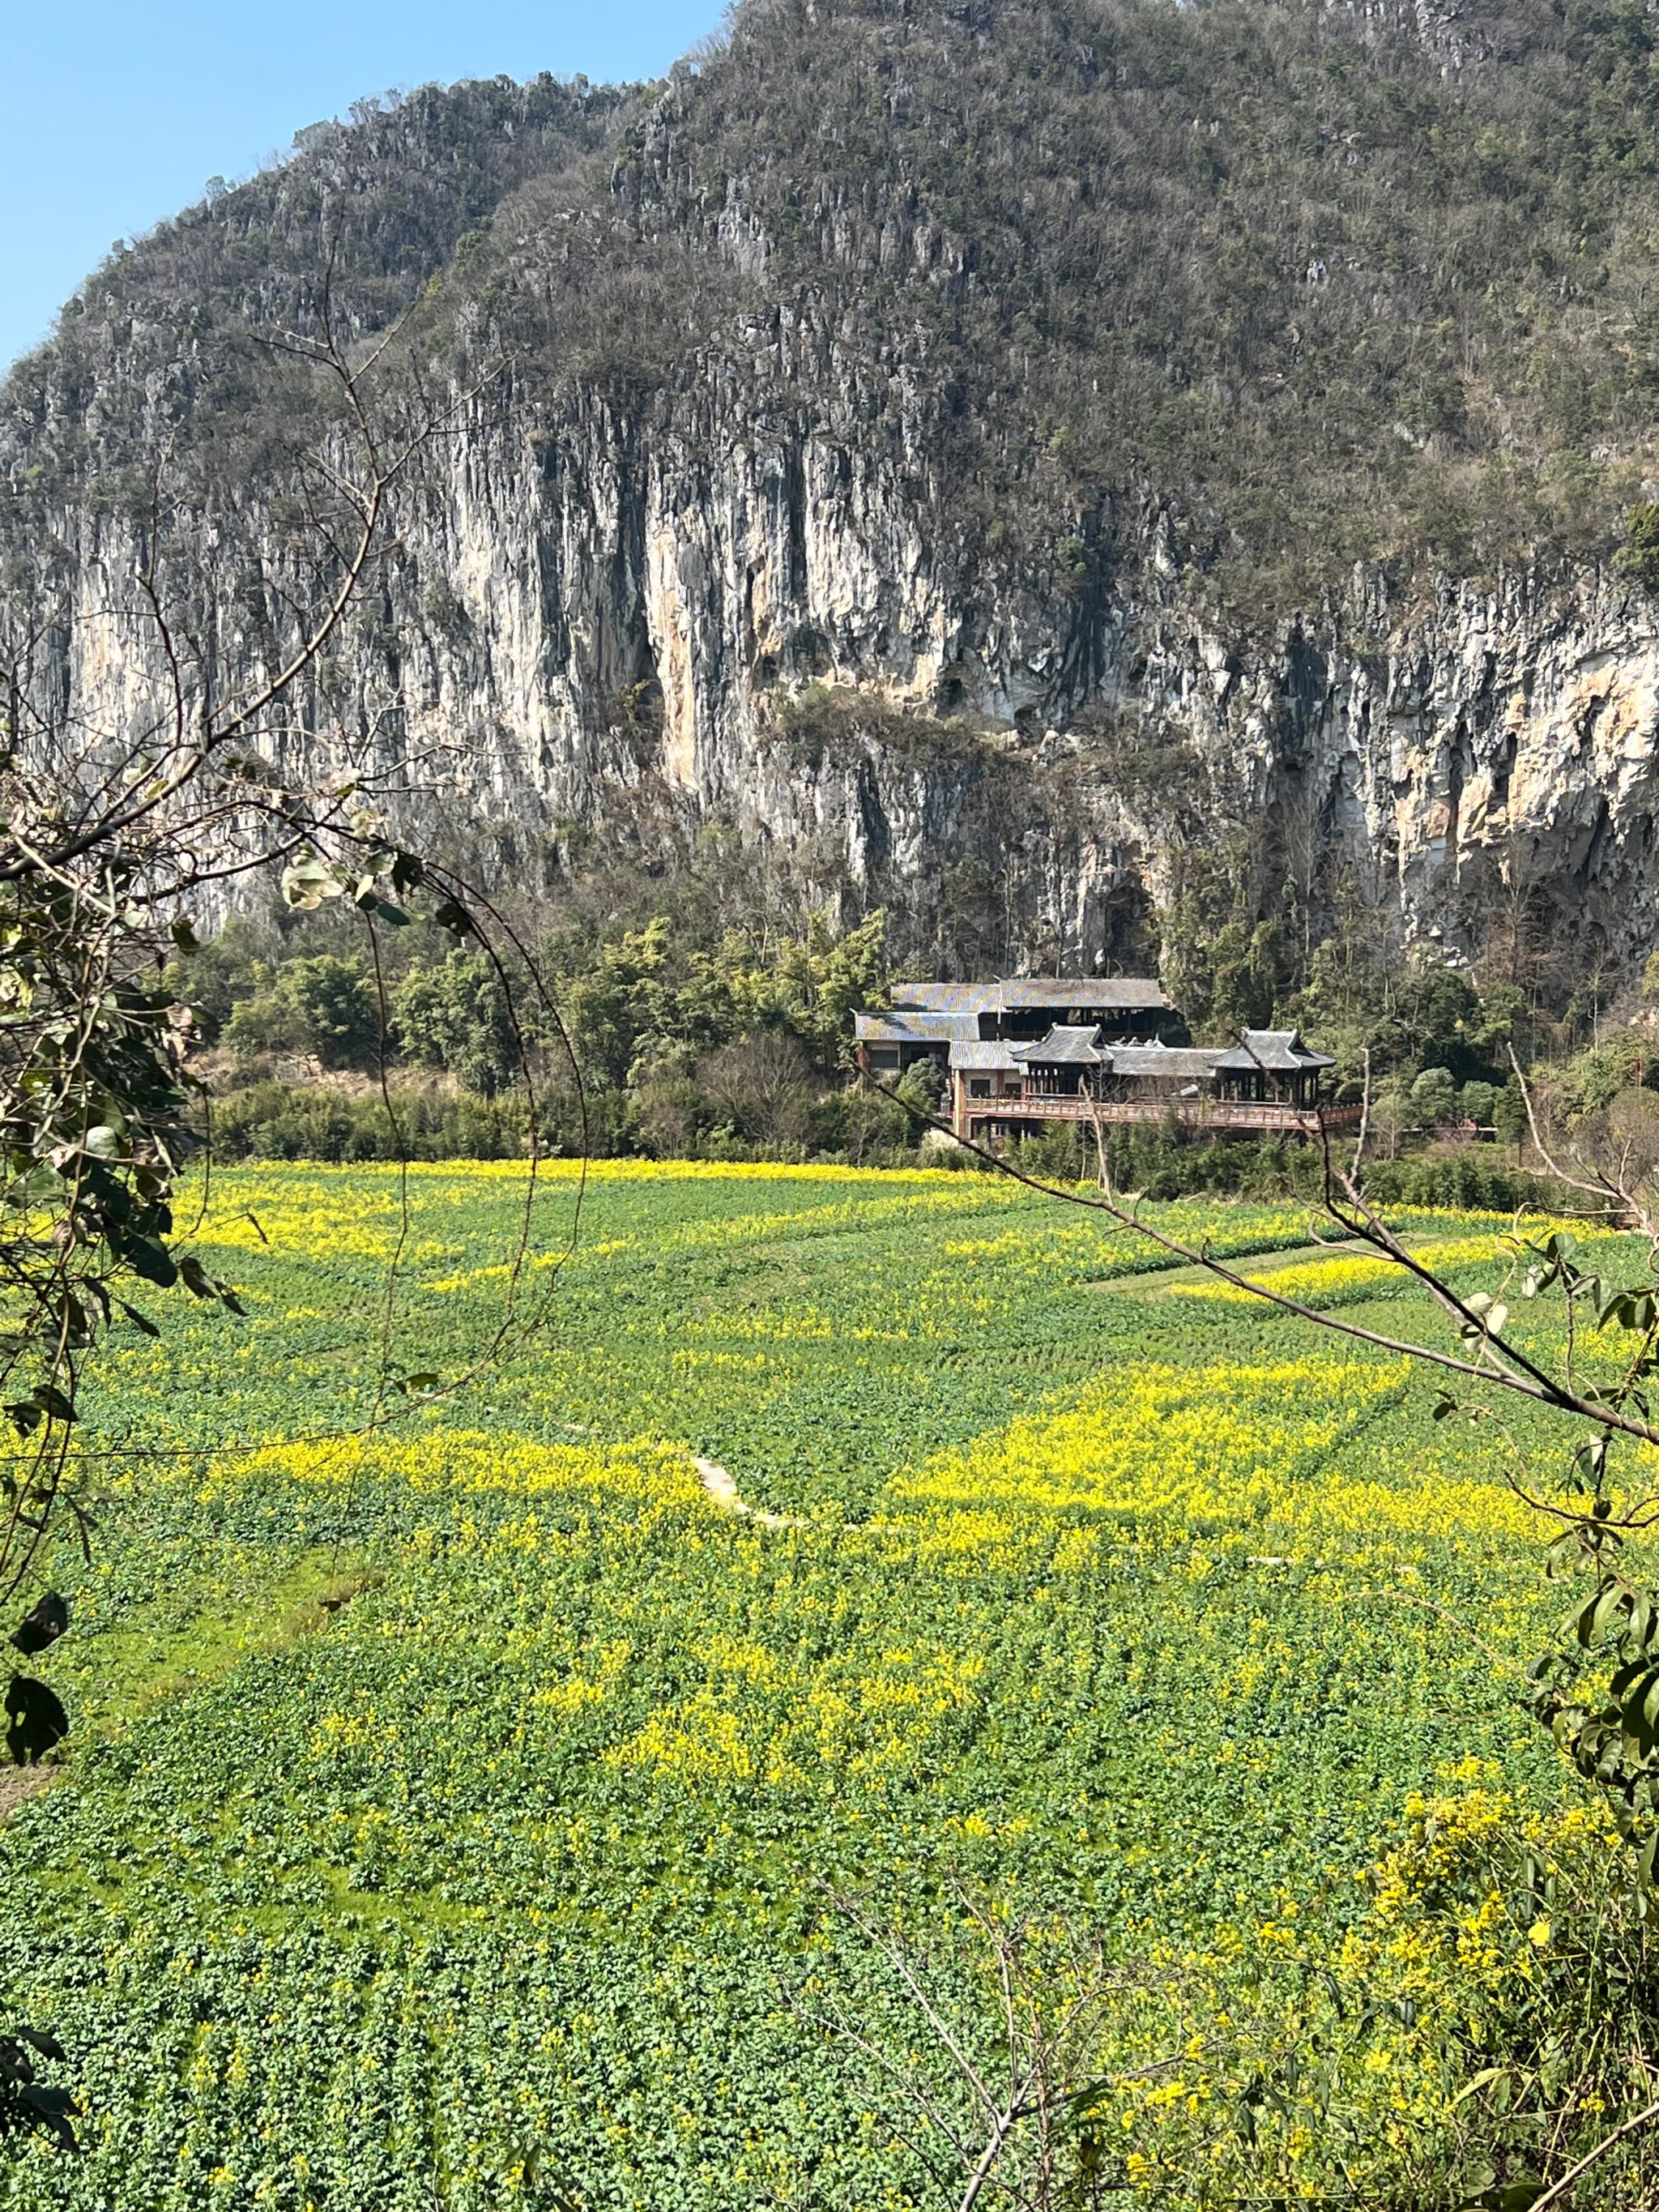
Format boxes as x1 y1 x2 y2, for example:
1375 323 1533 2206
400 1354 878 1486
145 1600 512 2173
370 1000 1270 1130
855 980 1354 1144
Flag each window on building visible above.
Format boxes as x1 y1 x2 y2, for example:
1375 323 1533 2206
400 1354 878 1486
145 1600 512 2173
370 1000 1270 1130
970 1078 991 1099
869 1047 900 1070
1004 1082 1022 1099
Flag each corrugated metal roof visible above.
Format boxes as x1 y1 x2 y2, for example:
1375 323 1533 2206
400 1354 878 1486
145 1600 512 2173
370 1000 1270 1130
1010 1025 1105 1064
892 977 1169 1014
855 1011 975 1044
1210 1028 1337 1071
950 1041 1022 1070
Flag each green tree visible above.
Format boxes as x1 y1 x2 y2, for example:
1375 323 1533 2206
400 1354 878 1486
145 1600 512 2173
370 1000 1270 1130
1158 845 1286 1043
279 957 382 1070
394 951 518 1096
680 907 890 1069
1558 1032 1654 1123
770 908 890 1066
555 918 674 1091
1398 966 1481 1077
1459 1078 1497 1126
1409 1065 1459 1127
1493 1075 1529 1152
226 955 381 1071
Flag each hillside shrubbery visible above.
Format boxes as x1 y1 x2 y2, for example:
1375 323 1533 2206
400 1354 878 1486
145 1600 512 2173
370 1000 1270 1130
20 0 1659 623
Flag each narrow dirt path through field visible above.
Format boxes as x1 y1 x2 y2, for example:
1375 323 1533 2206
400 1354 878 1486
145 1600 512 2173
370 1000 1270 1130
693 1457 807 1531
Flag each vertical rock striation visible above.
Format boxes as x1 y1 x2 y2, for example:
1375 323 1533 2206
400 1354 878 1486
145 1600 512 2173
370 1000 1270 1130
7 0 1659 976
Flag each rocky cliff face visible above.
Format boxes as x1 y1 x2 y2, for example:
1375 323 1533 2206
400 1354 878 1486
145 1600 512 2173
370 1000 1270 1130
9 0 1659 984
238 386 1659 975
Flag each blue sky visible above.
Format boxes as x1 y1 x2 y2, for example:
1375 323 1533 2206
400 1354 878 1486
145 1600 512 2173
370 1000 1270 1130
2 0 723 373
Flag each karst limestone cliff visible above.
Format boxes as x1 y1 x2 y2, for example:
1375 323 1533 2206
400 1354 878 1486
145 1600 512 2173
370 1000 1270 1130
35 385 1659 975
415 406 1659 972
9 0 1659 978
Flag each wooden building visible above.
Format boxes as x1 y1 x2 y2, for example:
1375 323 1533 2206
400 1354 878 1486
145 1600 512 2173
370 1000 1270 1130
855 982 1352 1144
856 978 1174 1079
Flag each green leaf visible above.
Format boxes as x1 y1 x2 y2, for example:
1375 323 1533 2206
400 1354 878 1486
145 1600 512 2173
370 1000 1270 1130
15 2027 66 2066
1590 1584 1631 1644
16 2077 80 2153
30 1386 74 1427
280 856 343 911
1450 2065 1512 2107
127 1236 177 1289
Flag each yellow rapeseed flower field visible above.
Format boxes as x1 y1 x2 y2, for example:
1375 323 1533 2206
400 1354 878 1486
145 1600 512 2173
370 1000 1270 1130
0 1163 1634 2210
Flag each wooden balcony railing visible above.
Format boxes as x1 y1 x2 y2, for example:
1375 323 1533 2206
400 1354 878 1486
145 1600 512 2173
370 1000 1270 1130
956 1094 1362 1137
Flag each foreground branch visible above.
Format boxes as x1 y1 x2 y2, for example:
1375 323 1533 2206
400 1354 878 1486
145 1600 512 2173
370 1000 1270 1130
873 1081 1659 1449
1529 2093 1659 2211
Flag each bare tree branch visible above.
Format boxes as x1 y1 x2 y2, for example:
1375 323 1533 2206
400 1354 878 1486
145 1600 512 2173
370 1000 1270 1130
1530 2093 1659 2211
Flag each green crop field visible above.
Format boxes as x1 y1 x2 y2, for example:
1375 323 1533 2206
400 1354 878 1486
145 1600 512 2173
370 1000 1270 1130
0 1163 1633 2210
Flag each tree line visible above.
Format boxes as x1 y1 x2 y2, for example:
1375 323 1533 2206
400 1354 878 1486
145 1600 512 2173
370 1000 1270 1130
178 897 943 1165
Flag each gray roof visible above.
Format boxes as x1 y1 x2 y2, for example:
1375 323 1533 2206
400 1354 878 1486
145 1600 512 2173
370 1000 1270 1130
855 1010 975 1045
1105 1044 1226 1080
1210 1028 1336 1072
950 1040 1022 1072
891 977 1170 1014
1010 1025 1105 1065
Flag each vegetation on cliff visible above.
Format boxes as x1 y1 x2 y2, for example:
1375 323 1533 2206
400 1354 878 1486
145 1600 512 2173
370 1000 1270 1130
13 0 1659 620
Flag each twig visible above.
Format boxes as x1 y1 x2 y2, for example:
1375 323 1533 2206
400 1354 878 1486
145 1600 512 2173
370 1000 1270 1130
1529 2094 1659 2210
864 1078 1659 1449
1351 1046 1372 1181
